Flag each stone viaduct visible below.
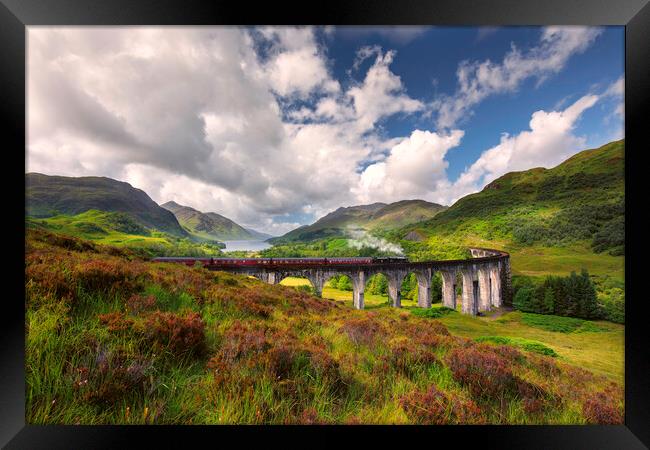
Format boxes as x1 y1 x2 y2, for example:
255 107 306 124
199 248 511 316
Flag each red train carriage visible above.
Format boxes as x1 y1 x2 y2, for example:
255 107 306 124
151 256 407 266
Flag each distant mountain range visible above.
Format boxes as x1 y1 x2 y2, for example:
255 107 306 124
161 201 272 241
25 173 188 237
270 199 446 243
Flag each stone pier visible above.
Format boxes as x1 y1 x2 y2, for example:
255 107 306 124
181 246 510 315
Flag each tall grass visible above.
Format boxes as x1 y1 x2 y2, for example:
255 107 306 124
25 229 624 425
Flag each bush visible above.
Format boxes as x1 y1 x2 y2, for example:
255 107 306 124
598 288 625 324
98 312 134 333
399 385 485 424
582 390 623 424
144 311 206 357
446 344 518 399
388 340 440 377
341 317 384 346
520 313 607 333
73 349 153 406
125 294 157 315
366 273 388 295
410 307 454 319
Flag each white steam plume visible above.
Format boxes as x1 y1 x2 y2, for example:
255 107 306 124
346 228 404 255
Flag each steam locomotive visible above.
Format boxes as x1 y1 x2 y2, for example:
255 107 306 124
151 256 408 267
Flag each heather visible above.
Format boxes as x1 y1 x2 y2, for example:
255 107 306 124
26 229 623 424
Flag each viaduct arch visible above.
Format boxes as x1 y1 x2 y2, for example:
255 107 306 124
167 247 511 316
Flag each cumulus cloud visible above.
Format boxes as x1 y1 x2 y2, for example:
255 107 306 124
444 94 599 204
348 47 424 132
435 26 602 129
256 27 340 99
355 129 464 204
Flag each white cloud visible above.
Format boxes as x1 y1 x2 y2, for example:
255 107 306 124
258 27 340 99
435 26 602 129
347 47 424 132
445 94 599 204
355 129 464 204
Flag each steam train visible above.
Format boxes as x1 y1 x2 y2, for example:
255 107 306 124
151 256 408 267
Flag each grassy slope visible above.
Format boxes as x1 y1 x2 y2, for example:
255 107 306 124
280 277 623 383
27 211 224 257
395 140 625 281
272 200 446 244
26 173 188 237
161 201 254 241
26 230 623 425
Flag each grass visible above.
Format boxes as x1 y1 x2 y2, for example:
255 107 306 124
507 242 624 280
441 310 623 384
474 336 558 357
279 278 623 383
26 229 624 425
27 212 225 258
519 312 609 333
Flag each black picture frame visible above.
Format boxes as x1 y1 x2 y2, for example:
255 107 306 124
3 0 648 448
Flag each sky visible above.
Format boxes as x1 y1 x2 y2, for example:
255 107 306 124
26 26 624 236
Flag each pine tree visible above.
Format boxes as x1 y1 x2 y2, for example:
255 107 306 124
578 269 600 319
542 286 555 314
564 272 579 317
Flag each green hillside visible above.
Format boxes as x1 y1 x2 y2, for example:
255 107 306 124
393 140 624 277
26 210 224 258
26 173 188 238
161 201 258 241
272 200 446 244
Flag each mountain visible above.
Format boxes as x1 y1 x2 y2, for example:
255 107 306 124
244 227 274 240
161 201 271 241
271 200 446 243
25 173 188 237
395 139 625 274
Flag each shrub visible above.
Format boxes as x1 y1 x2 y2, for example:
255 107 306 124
410 307 454 319
218 321 272 363
144 311 206 357
73 259 145 296
125 294 157 315
73 349 153 406
582 391 623 424
98 312 134 333
341 317 384 346
388 341 439 377
399 385 485 424
520 313 607 334
446 344 517 399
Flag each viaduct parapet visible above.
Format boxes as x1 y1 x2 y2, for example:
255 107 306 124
154 248 510 315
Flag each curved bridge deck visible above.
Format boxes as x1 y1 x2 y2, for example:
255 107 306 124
151 247 511 315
